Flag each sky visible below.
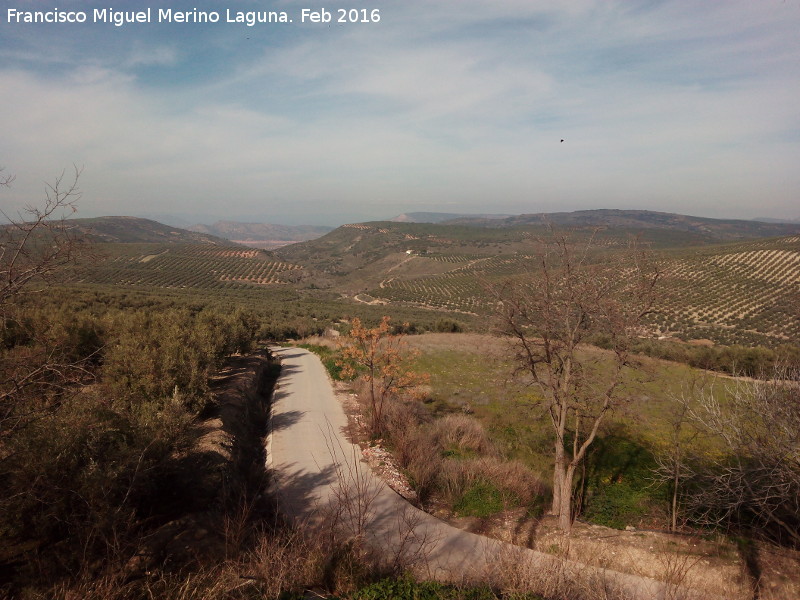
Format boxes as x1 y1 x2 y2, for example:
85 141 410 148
1 0 799 226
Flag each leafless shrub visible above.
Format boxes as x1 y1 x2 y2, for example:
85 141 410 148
377 502 438 577
472 456 549 504
0 166 90 310
40 564 240 600
684 367 800 547
383 397 426 467
435 456 548 509
405 432 443 503
242 528 328 599
489 542 639 600
319 424 382 545
653 541 705 600
221 492 260 560
437 458 477 504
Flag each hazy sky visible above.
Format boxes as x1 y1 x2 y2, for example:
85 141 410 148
1 1 799 226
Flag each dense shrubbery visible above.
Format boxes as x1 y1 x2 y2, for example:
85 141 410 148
64 282 480 341
383 402 548 515
0 288 263 593
579 433 664 529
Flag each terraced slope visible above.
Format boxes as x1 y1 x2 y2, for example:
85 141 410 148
657 236 800 345
75 244 304 290
370 237 800 345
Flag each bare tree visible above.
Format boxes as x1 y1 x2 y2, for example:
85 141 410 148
685 368 800 547
487 231 662 532
651 385 703 532
0 168 15 188
0 166 86 313
0 167 91 439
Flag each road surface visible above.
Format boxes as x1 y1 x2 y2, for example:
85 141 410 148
268 347 688 598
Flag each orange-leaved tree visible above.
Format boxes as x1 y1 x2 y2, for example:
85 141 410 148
337 316 428 438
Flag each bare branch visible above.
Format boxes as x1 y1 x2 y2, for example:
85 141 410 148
0 166 87 313
683 368 800 546
486 229 662 532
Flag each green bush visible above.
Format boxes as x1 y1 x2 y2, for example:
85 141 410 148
454 480 509 518
434 318 464 333
579 432 664 529
0 388 195 576
582 482 648 529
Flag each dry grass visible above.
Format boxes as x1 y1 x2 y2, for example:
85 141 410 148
487 542 640 600
533 525 755 600
430 414 496 456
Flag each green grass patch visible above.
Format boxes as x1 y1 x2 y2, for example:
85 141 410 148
406 334 731 529
582 482 650 529
353 577 506 600
454 480 509 517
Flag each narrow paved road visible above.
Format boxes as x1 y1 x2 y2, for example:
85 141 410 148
268 347 686 598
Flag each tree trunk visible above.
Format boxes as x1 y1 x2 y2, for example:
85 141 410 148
557 463 577 532
551 439 565 515
671 458 679 532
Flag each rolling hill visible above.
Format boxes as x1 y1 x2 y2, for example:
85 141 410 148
368 235 800 346
47 212 798 346
275 212 800 346
275 210 792 284
470 209 800 240
64 216 236 245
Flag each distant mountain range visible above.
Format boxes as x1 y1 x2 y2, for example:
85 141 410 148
36 211 800 249
390 212 510 223
388 210 800 239
187 221 333 249
438 209 800 240
752 216 800 224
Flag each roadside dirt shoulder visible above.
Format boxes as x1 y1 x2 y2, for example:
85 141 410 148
127 350 279 575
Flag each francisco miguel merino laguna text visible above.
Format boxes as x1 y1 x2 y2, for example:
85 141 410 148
6 8 295 27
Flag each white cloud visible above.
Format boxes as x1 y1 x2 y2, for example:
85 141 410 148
1 0 798 222
125 43 179 67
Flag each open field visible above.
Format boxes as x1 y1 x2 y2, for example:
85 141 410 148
304 331 725 523
403 333 719 481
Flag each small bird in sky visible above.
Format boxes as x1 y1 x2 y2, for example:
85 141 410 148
560 139 564 143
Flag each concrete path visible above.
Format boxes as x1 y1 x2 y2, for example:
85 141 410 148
268 347 690 599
